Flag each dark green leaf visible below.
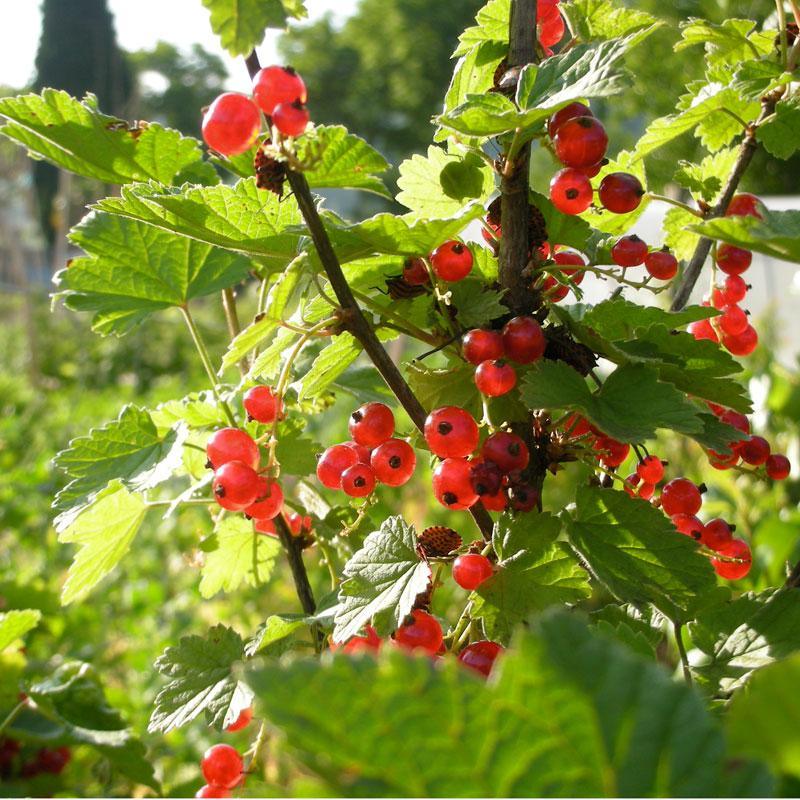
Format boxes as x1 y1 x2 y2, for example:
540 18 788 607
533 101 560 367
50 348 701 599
201 0 302 56
756 96 800 160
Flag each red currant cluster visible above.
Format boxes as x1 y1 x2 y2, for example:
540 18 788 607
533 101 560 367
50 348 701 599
689 193 763 356
548 102 644 217
316 403 416 497
609 235 679 281
0 737 70 781
196 743 245 799
202 65 309 156
463 315 546 397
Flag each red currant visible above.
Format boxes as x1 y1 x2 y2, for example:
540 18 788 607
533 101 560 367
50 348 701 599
553 250 587 271
332 626 382 654
402 257 430 285
196 786 231 798
508 482 540 512
394 610 443 654
458 640 504 677
201 744 243 790
254 518 276 536
348 402 395 447
738 435 770 466
716 244 752 276
719 305 749 336
244 478 283 519
722 324 758 356
542 276 570 302
660 478 702 516
341 463 377 497
202 93 261 156
344 440 372 464
432 458 479 510
469 458 504 496
547 102 592 138
481 489 508 512
726 193 762 219
424 407 479 459
636 455 664 484
722 275 749 304
721 409 750 437
711 539 752 580
475 359 517 397
702 518 733 551
638 482 656 501
243 385 282 424
317 444 358 489
370 438 416 486
553 117 608 169
502 316 546 364
286 511 312 535
482 431 529 473
463 329 505 365
206 428 259 471
252 65 307 115
549 168 593 215
672 514 704 540
429 241 473 282
213 462 262 511
452 553 494 590
611 235 648 267
689 318 718 343
225 707 253 733
35 746 71 774
594 436 629 468
273 101 309 137
644 249 678 280
766 453 791 480
598 172 645 214
538 4 565 47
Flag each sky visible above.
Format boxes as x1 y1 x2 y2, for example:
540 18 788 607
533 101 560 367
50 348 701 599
0 0 358 90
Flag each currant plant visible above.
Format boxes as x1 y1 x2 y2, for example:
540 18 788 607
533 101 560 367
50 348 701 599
2 0 800 796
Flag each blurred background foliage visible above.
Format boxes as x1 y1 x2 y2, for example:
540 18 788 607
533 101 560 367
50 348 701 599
0 0 799 795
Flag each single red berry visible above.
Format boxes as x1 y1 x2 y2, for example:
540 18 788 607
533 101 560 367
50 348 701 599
254 517 276 536
712 539 752 580
637 455 664 484
225 707 253 733
344 440 372 464
564 413 592 437
202 93 261 156
463 329 504 365
196 785 231 798
452 553 494 590
547 102 592 138
317 444 358 489
502 316 546 364
672 514 704 540
348 402 395 447
538 4 565 47
598 172 645 214
508 482 540 512
475 359 517 397
429 241 473 282
579 161 605 178
243 385 282 424
370 438 416 486
644 249 678 280
469 458 504 496
244 478 284 519
36 746 71 774
766 453 791 480
432 458 479 510
394 610 443 654
481 489 508 512
273 100 309 137
709 449 739 470
553 250 587 271
482 431 529 473
549 168 593 215
286 511 304 535
553 116 609 169
660 478 702 516
726 193 762 219
252 65 307 115
332 626 382 654
213 461 262 511
542 275 570 302
424 407 479 459
689 318 719 343
624 473 641 498
739 435 770 466
341 463 377 497
722 324 758 356
402 256 430 285
206 428 259 471
201 744 244 790
594 436 630 468
638 482 656 500
721 409 750 438
458 640 504 677
611 235 648 268
722 275 749 304
716 244 752 276
702 518 734 551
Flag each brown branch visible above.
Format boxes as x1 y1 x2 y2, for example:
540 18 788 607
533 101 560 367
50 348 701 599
274 514 318 615
670 98 778 311
786 558 800 589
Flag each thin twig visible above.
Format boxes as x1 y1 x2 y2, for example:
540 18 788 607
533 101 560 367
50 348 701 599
674 621 693 685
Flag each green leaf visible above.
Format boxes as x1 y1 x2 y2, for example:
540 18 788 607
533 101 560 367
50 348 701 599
676 18 774 68
663 206 702 261
566 486 717 622
731 60 793 103
727 653 800 779
201 0 303 56
590 603 664 658
298 333 361 401
689 589 800 693
57 483 147 605
151 393 229 431
560 0 658 41
150 624 250 733
61 212 251 335
274 416 322 476
454 0 509 56
688 208 800 264
53 405 186 514
436 92 529 137
300 125 390 197
472 514 591 643
333 516 431 643
200 516 282 599
530 190 595 254
246 612 730 797
448 278 507 329
245 615 309 657
0 609 41 652
250 328 298 380
441 40 507 122
0 89 202 184
405 362 481 416
757 95 800 160
580 297 715 340
673 148 739 203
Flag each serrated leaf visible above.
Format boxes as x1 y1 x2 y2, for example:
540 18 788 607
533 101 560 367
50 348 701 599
590 603 664 658
581 297 715 340
333 516 431 643
250 328 298 380
0 89 202 184
663 206 702 261
57 483 147 605
405 362 481 416
441 40 507 121
298 333 361 401
200 516 282 599
731 60 793 103
673 148 738 203
274 416 322 476
676 18 773 69
756 95 800 160
437 92 530 137
454 0 509 56
448 278 507 329
561 0 657 41
61 211 251 335
530 190 595 254
472 514 590 643
151 393 229 431
150 624 249 733
53 405 186 514
201 0 297 56
0 609 41 652
566 486 717 622
245 615 309 657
